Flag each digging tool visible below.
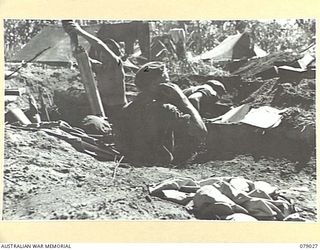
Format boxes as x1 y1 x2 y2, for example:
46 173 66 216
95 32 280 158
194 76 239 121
5 47 51 80
62 20 105 117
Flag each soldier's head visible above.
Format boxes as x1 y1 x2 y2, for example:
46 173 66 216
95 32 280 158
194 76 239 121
134 61 170 92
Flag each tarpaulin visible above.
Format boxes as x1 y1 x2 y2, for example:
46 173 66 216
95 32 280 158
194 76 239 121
149 176 299 221
208 104 287 129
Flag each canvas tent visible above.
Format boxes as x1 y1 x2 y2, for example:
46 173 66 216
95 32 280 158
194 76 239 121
8 25 101 65
192 32 267 62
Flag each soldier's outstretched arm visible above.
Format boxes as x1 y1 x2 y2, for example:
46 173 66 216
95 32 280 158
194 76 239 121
62 20 118 63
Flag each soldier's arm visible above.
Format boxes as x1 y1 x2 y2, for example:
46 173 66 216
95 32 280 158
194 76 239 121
157 83 208 140
62 20 119 64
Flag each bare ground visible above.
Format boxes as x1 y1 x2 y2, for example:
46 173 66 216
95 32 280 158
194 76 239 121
2 63 317 221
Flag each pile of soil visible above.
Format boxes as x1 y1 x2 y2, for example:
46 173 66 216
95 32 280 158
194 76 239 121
241 78 315 129
3 61 317 221
232 51 301 78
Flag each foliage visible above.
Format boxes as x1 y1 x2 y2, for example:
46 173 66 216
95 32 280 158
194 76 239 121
152 19 315 54
248 19 315 52
4 19 315 59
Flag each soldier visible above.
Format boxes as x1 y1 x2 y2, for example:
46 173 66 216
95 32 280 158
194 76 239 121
183 80 229 118
63 21 207 165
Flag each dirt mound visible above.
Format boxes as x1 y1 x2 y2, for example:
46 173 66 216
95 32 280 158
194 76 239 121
272 80 315 109
232 51 301 78
5 63 81 124
204 75 316 167
5 63 139 125
241 78 315 129
3 126 316 220
3 62 317 221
